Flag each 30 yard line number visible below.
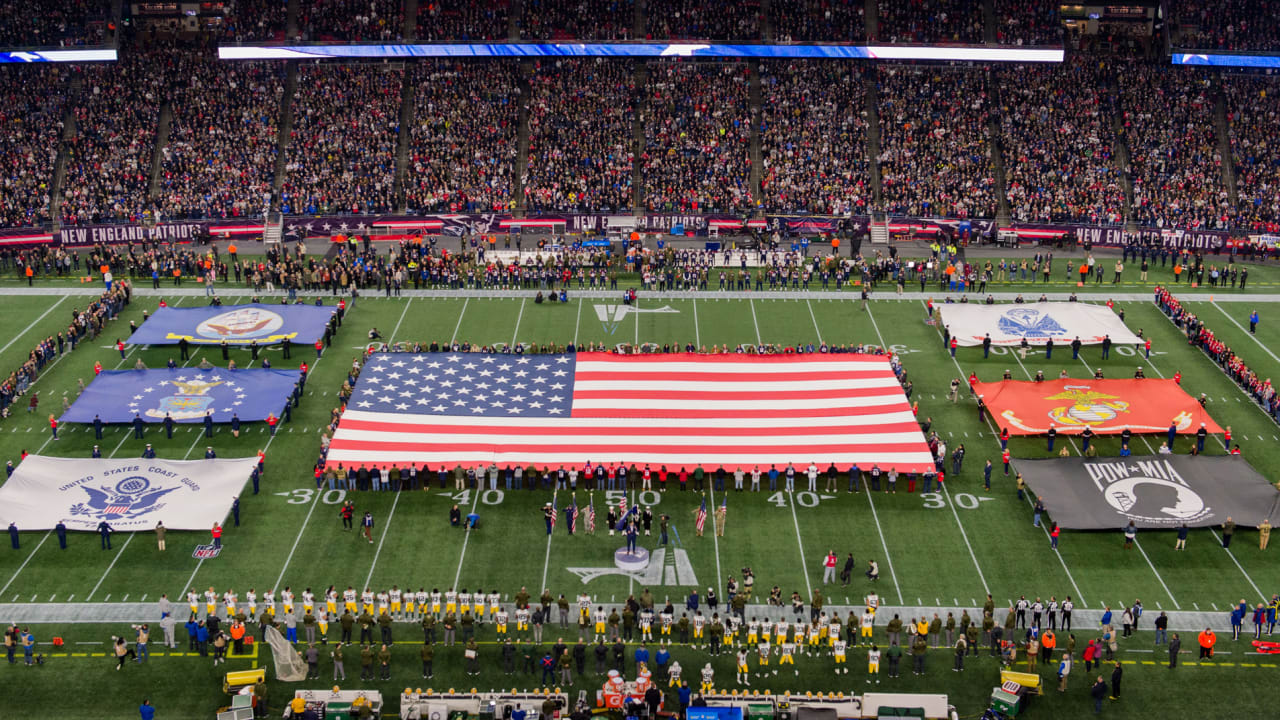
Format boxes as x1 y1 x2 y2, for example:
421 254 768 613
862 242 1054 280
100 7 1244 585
920 492 995 510
277 489 347 505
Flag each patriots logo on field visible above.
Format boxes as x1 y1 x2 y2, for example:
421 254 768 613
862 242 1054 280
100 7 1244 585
68 476 179 521
192 544 222 559
997 308 1068 338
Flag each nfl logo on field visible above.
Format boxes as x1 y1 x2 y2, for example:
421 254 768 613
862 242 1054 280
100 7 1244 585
192 544 222 559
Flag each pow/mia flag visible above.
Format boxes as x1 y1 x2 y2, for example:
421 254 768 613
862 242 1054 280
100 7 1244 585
1020 456 1280 529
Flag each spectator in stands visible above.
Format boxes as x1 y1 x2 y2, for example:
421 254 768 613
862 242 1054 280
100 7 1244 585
0 67 70 228
878 0 984 44
524 59 636 214
416 0 510 42
298 0 404 42
520 0 633 40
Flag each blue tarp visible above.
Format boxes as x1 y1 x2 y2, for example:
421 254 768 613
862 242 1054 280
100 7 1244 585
129 304 334 346
61 368 299 423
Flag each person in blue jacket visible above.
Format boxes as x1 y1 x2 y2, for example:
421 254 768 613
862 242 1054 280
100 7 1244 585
1230 602 1246 641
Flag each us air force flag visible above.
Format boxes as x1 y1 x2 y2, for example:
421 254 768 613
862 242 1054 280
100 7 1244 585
0 455 259 531
1020 456 1280 529
129 304 334 346
61 368 299 423
937 302 1142 346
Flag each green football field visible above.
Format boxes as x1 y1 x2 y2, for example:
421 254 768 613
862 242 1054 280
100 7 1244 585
2 264 1280 719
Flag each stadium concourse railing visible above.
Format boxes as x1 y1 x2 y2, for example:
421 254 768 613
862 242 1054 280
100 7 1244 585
0 214 1248 252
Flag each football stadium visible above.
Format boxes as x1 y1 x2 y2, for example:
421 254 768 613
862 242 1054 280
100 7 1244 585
4 2 1280 719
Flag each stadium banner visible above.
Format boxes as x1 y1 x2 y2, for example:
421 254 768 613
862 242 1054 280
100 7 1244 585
937 302 1142 346
1018 456 1280 529
217 43 1063 63
325 351 936 472
61 368 300 424
973 379 1223 436
0 455 258 531
128 304 334 346
0 214 1236 249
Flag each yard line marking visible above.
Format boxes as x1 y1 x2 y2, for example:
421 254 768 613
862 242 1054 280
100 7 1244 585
86 534 135 601
805 300 823 345
1133 537 1179 609
363 490 402 588
628 488 636 597
1211 301 1280 364
634 297 640 346
862 488 902 605
708 484 725 596
511 298 526 347
0 295 65 357
388 297 413 343
540 484 560 591
0 531 52 598
748 299 762 345
573 298 583 347
939 481 990 595
692 298 701 347
449 298 469 346
454 484 485 589
1208 528 1266 601
918 299 1086 607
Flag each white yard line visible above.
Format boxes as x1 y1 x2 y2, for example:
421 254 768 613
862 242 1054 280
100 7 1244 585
0 532 52 598
805 299 823 345
573 298 583 347
1211 301 1280 365
708 484 724 595
454 486 485 589
692 298 701 348
748 299 762 345
785 490 812 599
634 297 640 346
449 298 469 346
363 490 402 588
511 298 526 347
918 300 1087 607
388 297 413 343
0 295 65 357
85 534 135 601
861 489 903 605
540 489 560 591
939 481 990 596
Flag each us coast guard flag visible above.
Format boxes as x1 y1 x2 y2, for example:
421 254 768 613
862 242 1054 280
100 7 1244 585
326 352 934 472
937 302 1142 346
0 455 259 531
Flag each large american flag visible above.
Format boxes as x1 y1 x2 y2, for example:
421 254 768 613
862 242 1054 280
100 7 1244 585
326 352 933 472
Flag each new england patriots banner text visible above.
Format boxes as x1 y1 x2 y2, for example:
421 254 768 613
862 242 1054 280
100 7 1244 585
937 302 1142 346
61 368 300 424
0 455 259 531
326 352 934 472
1019 456 1280 529
973 379 1222 436
129 304 335 346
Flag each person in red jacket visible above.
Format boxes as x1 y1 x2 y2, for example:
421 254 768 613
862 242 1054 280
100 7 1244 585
1002 450 1012 476
211 523 223 548
48 415 58 440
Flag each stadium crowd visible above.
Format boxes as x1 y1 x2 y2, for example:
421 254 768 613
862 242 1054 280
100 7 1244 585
280 65 402 217
0 0 104 48
642 62 752 214
994 0 1061 46
769 0 865 43
877 0 984 44
1174 0 1280 52
519 0 633 40
155 56 285 220
1224 75 1280 234
0 66 70 229
59 46 167 225
1119 65 1232 230
760 62 869 216
406 61 519 214
997 60 1126 224
643 0 761 41
415 0 510 42
524 59 636 214
877 68 997 220
220 0 289 43
298 0 404 42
